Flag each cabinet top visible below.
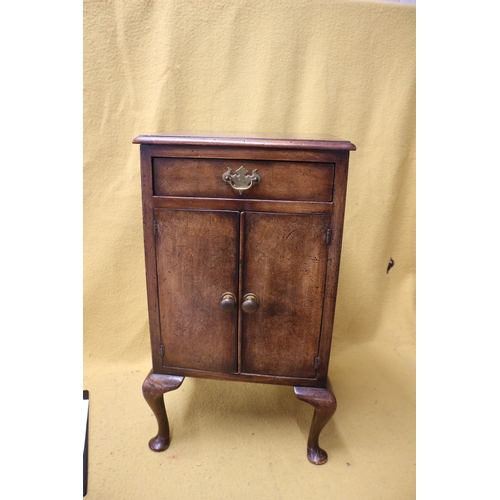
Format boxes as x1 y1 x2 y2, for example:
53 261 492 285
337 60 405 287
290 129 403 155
132 133 356 151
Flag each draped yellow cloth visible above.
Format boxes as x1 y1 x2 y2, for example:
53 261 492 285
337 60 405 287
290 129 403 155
84 1 415 497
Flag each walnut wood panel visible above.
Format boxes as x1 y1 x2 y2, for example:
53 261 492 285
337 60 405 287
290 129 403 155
241 212 331 378
315 151 350 385
153 158 334 202
140 145 163 373
152 196 332 215
133 133 356 151
155 364 322 387
148 144 345 163
154 209 239 373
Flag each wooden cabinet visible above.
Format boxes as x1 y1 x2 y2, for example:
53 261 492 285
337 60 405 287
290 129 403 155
134 134 355 464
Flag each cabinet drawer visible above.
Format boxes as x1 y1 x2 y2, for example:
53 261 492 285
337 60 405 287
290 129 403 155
153 158 335 202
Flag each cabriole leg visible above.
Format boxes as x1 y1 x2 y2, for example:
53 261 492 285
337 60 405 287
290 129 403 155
142 371 184 452
294 379 337 465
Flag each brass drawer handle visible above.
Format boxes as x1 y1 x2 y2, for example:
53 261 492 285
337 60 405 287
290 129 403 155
220 292 237 312
241 293 259 314
222 166 261 195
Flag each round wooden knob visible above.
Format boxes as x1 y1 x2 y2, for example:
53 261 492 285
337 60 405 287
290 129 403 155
242 293 259 314
220 293 236 312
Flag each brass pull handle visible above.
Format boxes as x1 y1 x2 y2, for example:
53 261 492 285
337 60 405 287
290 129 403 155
222 166 261 195
220 292 237 313
241 293 259 314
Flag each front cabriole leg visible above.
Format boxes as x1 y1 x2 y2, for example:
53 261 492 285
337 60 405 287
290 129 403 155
142 371 184 452
294 379 337 465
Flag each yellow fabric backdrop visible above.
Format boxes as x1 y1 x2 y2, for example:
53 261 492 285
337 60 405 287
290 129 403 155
84 1 415 498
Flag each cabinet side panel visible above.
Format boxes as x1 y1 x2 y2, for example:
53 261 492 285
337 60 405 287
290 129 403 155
155 209 239 373
316 152 350 383
140 145 163 372
241 213 331 378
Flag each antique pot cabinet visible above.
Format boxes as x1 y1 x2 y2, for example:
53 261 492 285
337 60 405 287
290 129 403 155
133 134 355 464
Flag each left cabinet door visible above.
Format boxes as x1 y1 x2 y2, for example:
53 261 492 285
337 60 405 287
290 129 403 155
154 209 240 374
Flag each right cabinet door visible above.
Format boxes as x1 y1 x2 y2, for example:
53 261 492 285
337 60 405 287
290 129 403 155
241 212 331 378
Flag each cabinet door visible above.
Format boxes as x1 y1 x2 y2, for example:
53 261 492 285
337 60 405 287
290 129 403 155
241 212 331 378
154 209 239 373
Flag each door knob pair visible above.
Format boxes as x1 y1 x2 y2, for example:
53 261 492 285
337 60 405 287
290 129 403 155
220 293 259 314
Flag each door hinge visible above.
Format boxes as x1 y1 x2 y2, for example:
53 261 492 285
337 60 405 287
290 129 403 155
326 229 332 245
160 344 164 358
314 357 319 370
154 220 158 236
